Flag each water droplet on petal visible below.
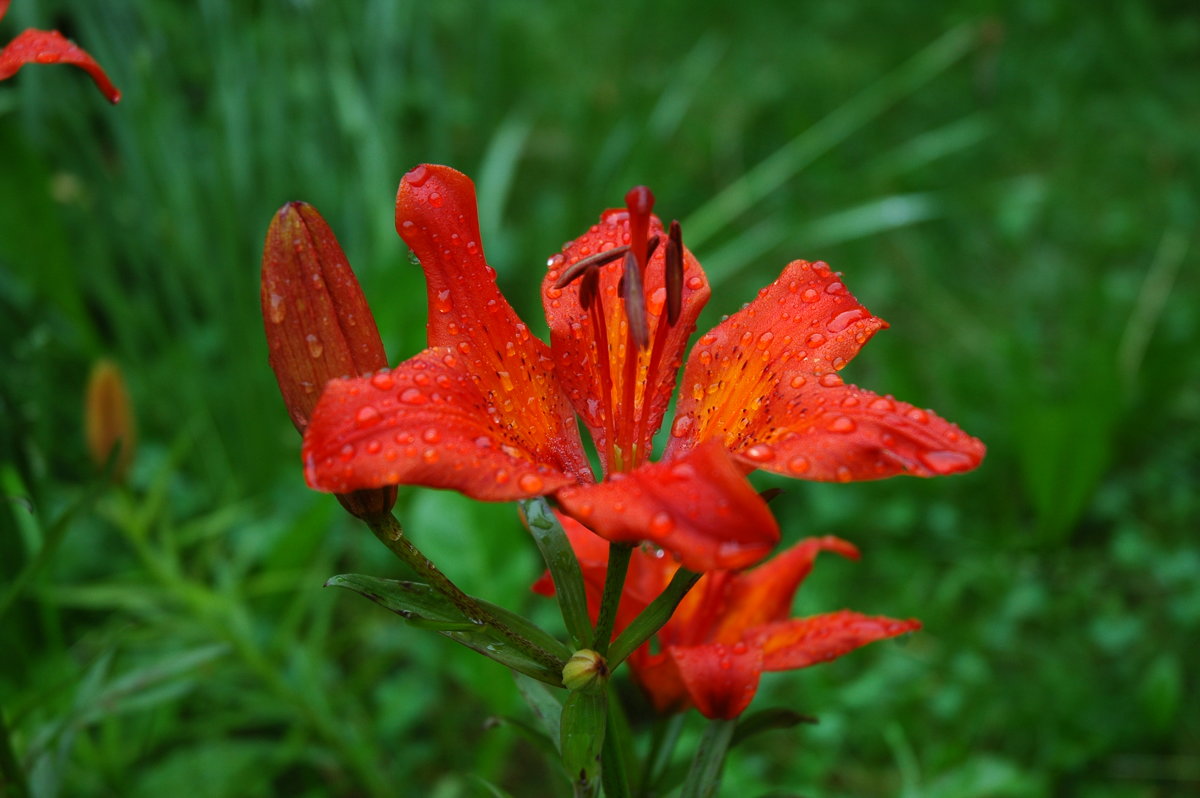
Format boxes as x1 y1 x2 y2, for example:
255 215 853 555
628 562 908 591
305 334 323 359
355 406 381 427
404 164 430 186
870 397 894 412
918 449 975 474
518 473 544 493
399 387 427 405
819 372 843 388
906 407 930 424
339 444 355 462
743 444 775 462
365 440 382 455
428 191 443 208
649 511 675 535
422 448 439 463
801 288 820 303
828 416 856 433
827 308 866 333
789 374 807 389
422 428 441 444
836 466 853 482
371 372 395 391
268 294 286 323
806 333 826 348
825 281 846 295
788 456 811 474
671 416 693 438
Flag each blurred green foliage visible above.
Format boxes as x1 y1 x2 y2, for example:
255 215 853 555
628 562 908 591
2 0 1197 795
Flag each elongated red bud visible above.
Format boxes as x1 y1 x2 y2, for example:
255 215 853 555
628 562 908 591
84 359 135 481
261 201 395 520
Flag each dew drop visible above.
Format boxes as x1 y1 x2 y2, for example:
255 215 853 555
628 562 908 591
800 288 820 303
743 444 775 462
399 387 427 405
836 465 853 482
365 440 382 455
906 407 930 424
788 456 811 474
370 372 395 391
495 469 511 484
805 333 826 348
268 294 286 323
825 281 846 295
918 449 975 474
428 191 443 208
422 448 439 463
756 331 774 350
403 164 430 186
818 372 843 388
519 473 544 493
305 334 323 359
869 397 894 412
827 308 866 333
338 443 355 462
687 275 704 290
789 374 807 389
422 428 441 444
649 511 675 535
671 416 693 438
355 406 381 427
828 416 856 433
498 371 515 392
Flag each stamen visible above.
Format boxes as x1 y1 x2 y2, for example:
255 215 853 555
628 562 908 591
554 245 630 289
624 186 655 272
579 266 601 311
621 252 650 350
666 220 683 326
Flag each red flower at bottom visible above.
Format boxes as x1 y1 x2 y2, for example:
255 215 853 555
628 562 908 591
535 517 920 719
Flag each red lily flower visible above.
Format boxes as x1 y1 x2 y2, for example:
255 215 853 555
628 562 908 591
302 164 983 570
0 0 119 103
535 516 921 719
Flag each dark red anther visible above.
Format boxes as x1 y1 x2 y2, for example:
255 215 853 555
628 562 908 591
621 252 650 350
579 266 601 311
555 245 630 289
624 186 655 273
665 220 683 326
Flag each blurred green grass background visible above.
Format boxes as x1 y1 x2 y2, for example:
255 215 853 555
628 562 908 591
2 0 1197 795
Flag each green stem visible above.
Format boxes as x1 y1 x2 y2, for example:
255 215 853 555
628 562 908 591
591 543 633 656
608 567 701 666
679 717 737 798
366 514 564 673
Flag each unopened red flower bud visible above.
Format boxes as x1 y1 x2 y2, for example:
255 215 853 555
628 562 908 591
84 358 135 481
261 201 396 520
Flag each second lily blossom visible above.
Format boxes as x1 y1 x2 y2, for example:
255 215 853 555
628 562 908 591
300 164 984 571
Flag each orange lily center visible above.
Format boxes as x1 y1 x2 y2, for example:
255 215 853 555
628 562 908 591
558 187 688 475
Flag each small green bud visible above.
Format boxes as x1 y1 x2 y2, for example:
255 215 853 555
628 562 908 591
562 649 609 693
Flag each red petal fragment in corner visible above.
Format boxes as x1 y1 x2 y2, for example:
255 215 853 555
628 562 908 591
665 259 885 459
738 381 985 482
758 610 921 671
668 642 765 719
396 164 591 482
261 202 388 433
711 536 859 645
544 209 710 473
302 348 577 502
555 442 779 572
0 28 120 102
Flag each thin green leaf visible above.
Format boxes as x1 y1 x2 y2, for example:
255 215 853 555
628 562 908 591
679 717 737 798
326 574 566 686
608 568 701 666
730 708 818 748
521 498 593 647
513 671 564 753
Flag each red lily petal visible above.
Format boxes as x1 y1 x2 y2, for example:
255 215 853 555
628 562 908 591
759 611 922 671
711 536 859 644
668 641 765 719
544 209 710 473
555 442 779 572
743 381 986 481
666 259 884 458
303 347 578 501
0 28 120 103
665 259 984 480
631 651 691 715
262 202 388 433
397 164 592 483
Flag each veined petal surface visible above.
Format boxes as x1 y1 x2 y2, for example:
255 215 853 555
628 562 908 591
759 611 922 671
396 164 591 482
555 442 778 572
667 259 984 480
304 348 578 501
0 26 120 102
